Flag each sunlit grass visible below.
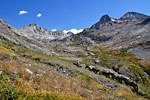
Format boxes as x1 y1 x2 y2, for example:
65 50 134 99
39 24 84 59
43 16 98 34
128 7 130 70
0 38 150 99
0 45 15 56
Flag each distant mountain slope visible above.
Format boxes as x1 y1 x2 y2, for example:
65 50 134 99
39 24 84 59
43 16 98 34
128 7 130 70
0 18 71 55
59 12 150 59
17 24 69 42
0 18 52 54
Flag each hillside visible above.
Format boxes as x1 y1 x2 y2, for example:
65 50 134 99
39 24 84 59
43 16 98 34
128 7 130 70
0 12 150 100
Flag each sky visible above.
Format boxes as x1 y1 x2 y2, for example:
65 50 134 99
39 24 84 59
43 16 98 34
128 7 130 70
0 0 150 33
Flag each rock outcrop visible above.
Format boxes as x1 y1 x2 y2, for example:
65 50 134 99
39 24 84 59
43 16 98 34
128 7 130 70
85 65 138 92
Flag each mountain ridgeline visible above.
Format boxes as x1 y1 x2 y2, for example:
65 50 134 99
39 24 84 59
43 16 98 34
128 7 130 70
119 12 149 21
66 12 150 59
17 24 68 42
0 19 70 54
1 11 150 57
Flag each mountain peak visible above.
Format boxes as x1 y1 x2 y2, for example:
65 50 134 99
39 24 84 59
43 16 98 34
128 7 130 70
119 12 149 21
90 14 113 29
29 24 39 27
99 14 112 24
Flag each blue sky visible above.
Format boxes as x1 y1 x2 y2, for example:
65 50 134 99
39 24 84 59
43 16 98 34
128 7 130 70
0 0 150 32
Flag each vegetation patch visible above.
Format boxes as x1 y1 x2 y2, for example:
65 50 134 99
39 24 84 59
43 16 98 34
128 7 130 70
0 45 15 56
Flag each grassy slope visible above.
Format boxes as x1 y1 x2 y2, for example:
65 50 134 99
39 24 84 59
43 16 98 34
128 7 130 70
0 38 148 100
85 46 150 97
67 37 150 98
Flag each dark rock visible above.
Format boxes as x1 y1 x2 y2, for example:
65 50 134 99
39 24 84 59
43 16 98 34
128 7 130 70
138 17 150 25
85 64 138 92
90 14 112 29
99 14 112 24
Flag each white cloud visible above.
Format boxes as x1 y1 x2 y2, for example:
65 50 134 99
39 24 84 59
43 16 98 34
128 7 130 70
51 29 57 32
37 13 42 17
78 29 84 33
63 30 68 33
19 10 28 15
63 29 83 34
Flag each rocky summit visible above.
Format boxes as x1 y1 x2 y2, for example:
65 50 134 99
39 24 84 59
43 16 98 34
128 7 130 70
17 24 69 42
90 14 116 30
0 12 150 100
119 12 149 21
